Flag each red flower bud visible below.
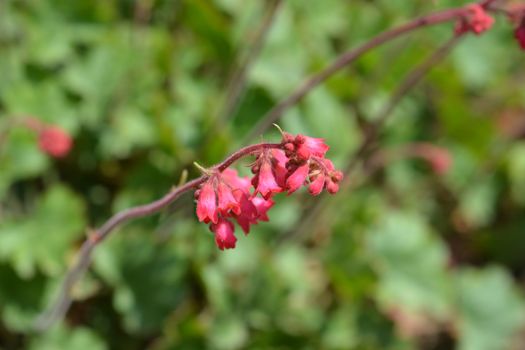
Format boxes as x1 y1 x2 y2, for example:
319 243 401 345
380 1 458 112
210 218 237 250
38 126 72 158
308 175 325 196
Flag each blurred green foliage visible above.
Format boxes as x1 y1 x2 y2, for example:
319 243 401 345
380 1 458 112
1 0 525 349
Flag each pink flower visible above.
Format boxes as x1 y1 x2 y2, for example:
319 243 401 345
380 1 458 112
326 180 340 194
217 182 241 215
233 191 259 234
515 20 525 50
286 163 309 194
253 161 282 199
271 149 289 187
455 4 494 35
38 126 73 158
308 175 325 196
196 182 218 224
221 168 252 194
301 135 329 157
193 128 343 250
251 196 274 221
210 217 237 250
283 133 329 160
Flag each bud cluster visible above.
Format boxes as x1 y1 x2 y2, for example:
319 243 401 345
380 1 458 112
455 4 494 35
195 131 343 250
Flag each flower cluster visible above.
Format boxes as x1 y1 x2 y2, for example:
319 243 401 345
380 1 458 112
455 4 494 35
195 132 343 250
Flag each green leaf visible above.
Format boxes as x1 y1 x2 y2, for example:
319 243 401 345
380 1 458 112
455 267 525 350
0 127 49 195
93 233 188 334
0 264 48 331
0 185 86 278
457 176 499 229
367 212 452 319
30 325 107 350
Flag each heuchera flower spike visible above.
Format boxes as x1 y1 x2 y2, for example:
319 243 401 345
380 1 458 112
195 128 343 250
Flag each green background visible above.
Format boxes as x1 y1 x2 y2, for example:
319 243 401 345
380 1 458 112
1 0 525 349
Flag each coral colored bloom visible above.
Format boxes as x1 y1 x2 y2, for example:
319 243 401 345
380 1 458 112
254 161 282 198
211 218 237 250
308 175 325 196
515 21 525 50
455 4 494 35
194 129 343 250
38 126 72 158
326 180 340 194
251 196 274 221
196 182 218 224
286 163 309 194
301 135 330 157
282 132 329 160
233 191 259 234
271 149 289 187
217 182 241 215
221 168 252 194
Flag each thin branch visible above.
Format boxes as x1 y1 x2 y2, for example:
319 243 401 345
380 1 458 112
371 34 463 131
278 34 462 244
243 2 485 143
34 142 282 331
217 0 282 124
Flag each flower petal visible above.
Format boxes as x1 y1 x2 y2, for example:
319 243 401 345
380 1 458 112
210 218 237 250
255 161 282 198
286 164 309 194
221 168 252 194
308 175 325 196
196 182 218 224
217 182 241 215
251 196 274 221
302 135 329 157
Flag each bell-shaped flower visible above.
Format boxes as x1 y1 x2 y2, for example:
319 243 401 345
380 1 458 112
217 182 241 215
271 149 289 187
196 182 218 224
254 161 282 199
308 175 325 196
210 218 237 250
251 196 274 221
233 191 259 234
221 168 252 194
286 163 309 194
